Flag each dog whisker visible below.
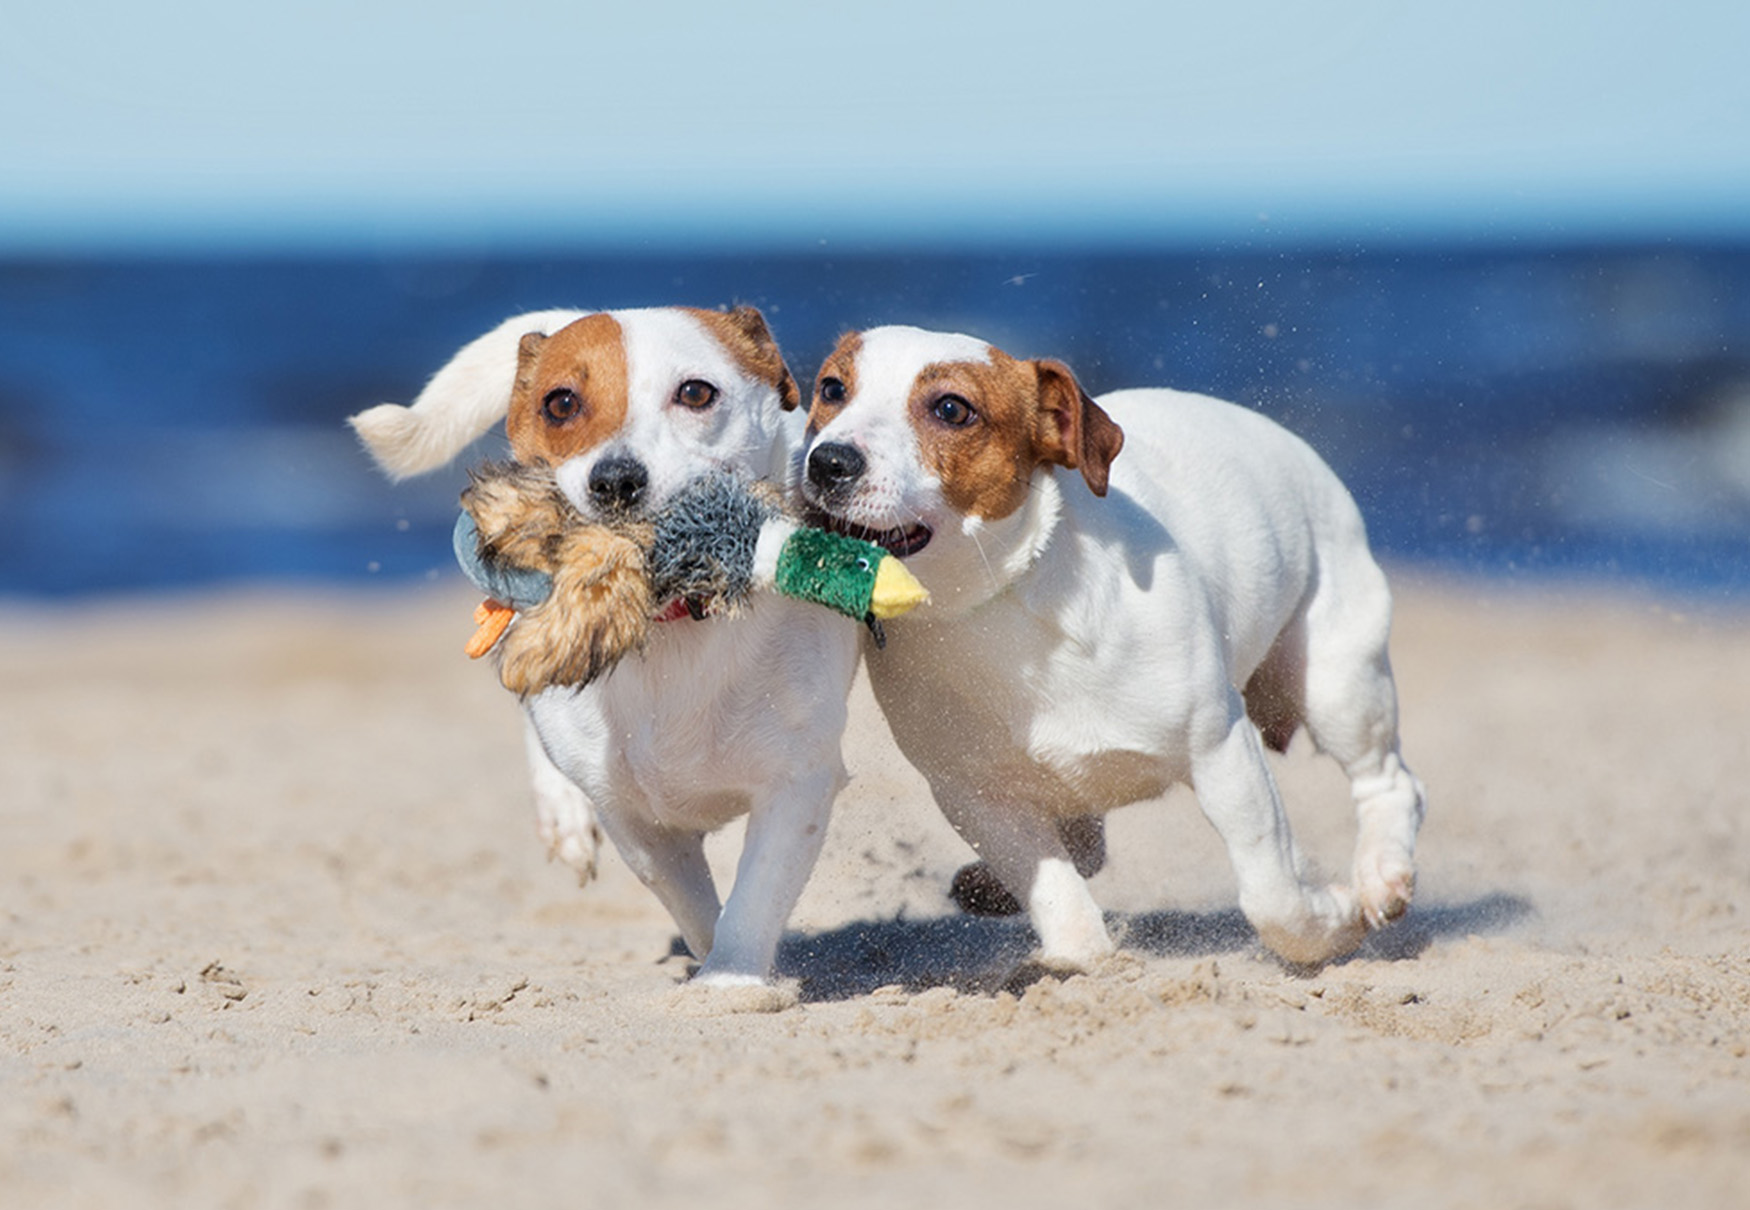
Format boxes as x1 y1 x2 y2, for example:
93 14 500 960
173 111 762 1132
947 506 998 592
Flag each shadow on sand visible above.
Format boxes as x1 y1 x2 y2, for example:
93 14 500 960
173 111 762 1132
775 891 1534 1003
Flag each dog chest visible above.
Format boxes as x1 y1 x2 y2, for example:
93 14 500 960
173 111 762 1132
870 602 1192 812
552 601 854 823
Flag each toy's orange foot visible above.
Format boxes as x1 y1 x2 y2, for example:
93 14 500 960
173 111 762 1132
466 599 517 659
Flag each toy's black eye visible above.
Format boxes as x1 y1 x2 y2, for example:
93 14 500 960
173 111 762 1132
818 377 847 404
675 379 719 410
854 556 872 572
542 388 582 424
931 394 976 427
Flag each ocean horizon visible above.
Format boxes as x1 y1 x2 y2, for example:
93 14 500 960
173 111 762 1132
2 240 1746 601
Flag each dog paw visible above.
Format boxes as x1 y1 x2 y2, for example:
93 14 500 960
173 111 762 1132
551 823 604 884
1249 884 1368 968
536 800 603 885
668 974 800 1016
1354 850 1416 930
948 861 1024 916
1358 858 1414 931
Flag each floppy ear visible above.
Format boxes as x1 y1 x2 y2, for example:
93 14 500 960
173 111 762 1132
1030 359 1125 497
716 305 803 411
514 331 548 394
347 309 584 480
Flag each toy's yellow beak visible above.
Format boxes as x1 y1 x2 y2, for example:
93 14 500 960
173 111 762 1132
869 557 929 619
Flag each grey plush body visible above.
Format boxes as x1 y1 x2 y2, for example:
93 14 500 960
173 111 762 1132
646 472 784 612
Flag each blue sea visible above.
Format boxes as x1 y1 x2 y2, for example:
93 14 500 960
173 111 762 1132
1 243 1746 600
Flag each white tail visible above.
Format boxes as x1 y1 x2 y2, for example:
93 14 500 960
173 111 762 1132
348 309 587 479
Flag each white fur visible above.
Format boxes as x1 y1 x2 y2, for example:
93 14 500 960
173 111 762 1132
551 308 798 513
525 716 601 881
349 309 587 479
353 308 856 985
802 326 1427 968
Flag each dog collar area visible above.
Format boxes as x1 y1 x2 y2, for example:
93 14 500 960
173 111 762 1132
654 597 706 623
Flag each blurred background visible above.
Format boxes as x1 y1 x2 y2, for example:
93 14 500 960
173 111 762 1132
2 0 1746 598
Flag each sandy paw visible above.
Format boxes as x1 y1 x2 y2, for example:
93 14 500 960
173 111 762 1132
538 810 602 885
1355 853 1416 929
1251 884 1369 968
667 976 800 1016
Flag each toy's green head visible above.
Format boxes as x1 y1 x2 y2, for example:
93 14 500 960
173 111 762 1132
774 528 928 625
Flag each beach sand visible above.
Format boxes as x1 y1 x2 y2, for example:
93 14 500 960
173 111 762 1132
2 575 1747 1208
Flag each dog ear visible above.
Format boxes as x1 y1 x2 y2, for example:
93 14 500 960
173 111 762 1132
514 330 548 394
1031 359 1125 497
706 306 803 411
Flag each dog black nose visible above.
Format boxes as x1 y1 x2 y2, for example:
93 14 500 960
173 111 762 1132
807 442 866 490
588 455 649 511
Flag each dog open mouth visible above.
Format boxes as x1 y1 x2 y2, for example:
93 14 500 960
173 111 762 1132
806 509 934 558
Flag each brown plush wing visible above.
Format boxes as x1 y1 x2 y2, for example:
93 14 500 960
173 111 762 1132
461 460 664 695
461 462 574 569
497 527 653 695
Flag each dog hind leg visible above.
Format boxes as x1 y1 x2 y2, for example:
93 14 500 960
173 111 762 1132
1299 554 1426 929
1192 700 1368 965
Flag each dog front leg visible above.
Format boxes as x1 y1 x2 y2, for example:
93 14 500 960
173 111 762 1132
938 790 1114 970
589 807 721 963
692 765 844 986
1191 705 1367 966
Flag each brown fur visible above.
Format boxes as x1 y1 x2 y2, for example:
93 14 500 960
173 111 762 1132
906 351 1043 521
808 331 863 438
811 333 1123 522
461 463 656 697
919 350 1121 515
691 307 801 411
505 314 631 467
1030 358 1125 498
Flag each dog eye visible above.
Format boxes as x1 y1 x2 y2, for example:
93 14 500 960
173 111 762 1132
675 379 719 410
931 394 976 427
542 388 583 424
818 377 846 404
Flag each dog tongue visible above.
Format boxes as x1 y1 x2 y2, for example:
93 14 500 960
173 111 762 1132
653 598 695 623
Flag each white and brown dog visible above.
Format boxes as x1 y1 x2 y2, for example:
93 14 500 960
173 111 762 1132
351 306 859 986
797 325 1426 968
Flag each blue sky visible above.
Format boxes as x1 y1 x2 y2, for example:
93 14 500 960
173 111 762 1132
3 0 1748 249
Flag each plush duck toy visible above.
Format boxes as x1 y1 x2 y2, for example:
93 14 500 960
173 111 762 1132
454 462 928 696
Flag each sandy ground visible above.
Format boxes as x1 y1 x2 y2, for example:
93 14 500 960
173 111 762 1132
3 573 1748 1209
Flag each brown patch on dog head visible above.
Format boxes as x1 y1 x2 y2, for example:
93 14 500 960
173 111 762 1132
906 347 1125 520
904 347 1049 521
688 306 800 411
806 330 863 439
1029 359 1125 497
505 314 630 465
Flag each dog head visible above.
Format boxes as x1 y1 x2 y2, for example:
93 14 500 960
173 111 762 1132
351 305 800 522
798 325 1123 573
508 307 799 521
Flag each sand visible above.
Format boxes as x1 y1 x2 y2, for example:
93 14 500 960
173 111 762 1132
2 575 1747 1209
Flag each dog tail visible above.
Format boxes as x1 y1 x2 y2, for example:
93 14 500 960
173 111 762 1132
348 309 586 479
